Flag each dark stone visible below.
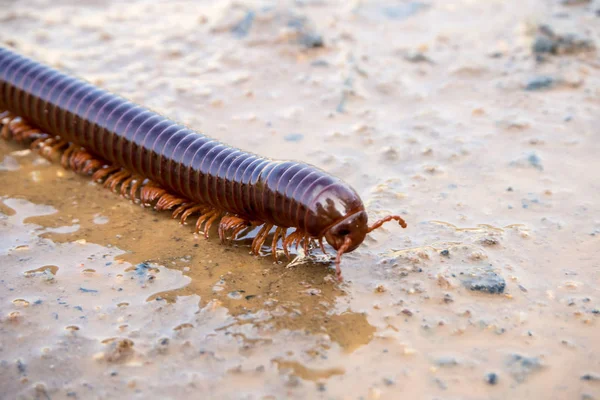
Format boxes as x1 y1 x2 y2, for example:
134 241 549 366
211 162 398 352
383 378 395 386
581 373 600 381
287 16 324 48
79 287 98 293
284 133 304 142
463 271 506 294
381 2 429 20
533 36 557 54
311 60 329 67
532 25 595 56
16 359 26 374
440 249 450 257
527 152 543 170
435 357 459 367
403 51 433 63
560 0 591 5
486 372 499 385
525 76 555 91
232 11 255 38
135 262 150 275
299 33 324 48
506 354 543 383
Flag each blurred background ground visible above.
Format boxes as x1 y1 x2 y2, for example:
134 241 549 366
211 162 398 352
0 0 599 399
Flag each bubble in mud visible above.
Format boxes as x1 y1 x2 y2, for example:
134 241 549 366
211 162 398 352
24 265 59 277
8 311 21 320
93 214 109 225
12 299 30 307
173 323 194 331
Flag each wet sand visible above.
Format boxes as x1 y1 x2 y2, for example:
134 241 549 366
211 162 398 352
1 0 599 399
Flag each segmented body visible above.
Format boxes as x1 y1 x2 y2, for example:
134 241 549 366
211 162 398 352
0 47 406 278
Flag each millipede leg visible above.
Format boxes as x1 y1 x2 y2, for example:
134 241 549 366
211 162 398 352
319 237 327 254
155 193 186 211
129 177 144 200
0 113 14 139
251 223 273 255
335 236 352 281
44 139 69 160
120 176 135 197
195 209 218 234
230 221 249 243
271 226 285 260
61 144 76 168
104 170 131 191
92 166 120 182
140 183 166 204
179 205 205 223
203 211 222 238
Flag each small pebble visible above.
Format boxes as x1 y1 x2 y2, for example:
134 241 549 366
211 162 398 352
525 76 555 91
486 372 499 385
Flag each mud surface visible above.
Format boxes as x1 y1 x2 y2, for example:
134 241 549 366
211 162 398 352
1 0 599 399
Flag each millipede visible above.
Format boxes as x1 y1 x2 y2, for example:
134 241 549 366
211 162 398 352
0 46 407 279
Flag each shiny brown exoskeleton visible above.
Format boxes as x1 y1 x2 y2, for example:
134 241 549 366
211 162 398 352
0 46 407 279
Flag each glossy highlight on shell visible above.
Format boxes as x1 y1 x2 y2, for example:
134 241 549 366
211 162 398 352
0 46 407 279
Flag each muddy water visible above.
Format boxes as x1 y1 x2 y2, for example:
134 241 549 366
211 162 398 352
1 0 599 399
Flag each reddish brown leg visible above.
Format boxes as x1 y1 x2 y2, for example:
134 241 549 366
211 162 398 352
180 205 206 224
294 234 303 251
302 235 309 254
230 222 250 243
319 237 327 254
21 128 43 142
334 236 352 281
92 166 120 182
33 137 56 153
155 193 186 211
283 229 302 259
218 215 230 242
120 176 135 197
105 170 131 191
44 139 69 160
367 215 407 233
129 178 145 201
195 209 218 234
61 144 76 169
203 212 222 238
140 184 166 204
271 226 286 260
172 203 191 220
1 114 15 139
218 215 246 243
251 223 273 255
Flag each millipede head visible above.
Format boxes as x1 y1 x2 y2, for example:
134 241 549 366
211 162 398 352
327 211 408 280
324 210 369 253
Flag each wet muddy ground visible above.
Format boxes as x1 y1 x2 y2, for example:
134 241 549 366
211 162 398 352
1 0 599 399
